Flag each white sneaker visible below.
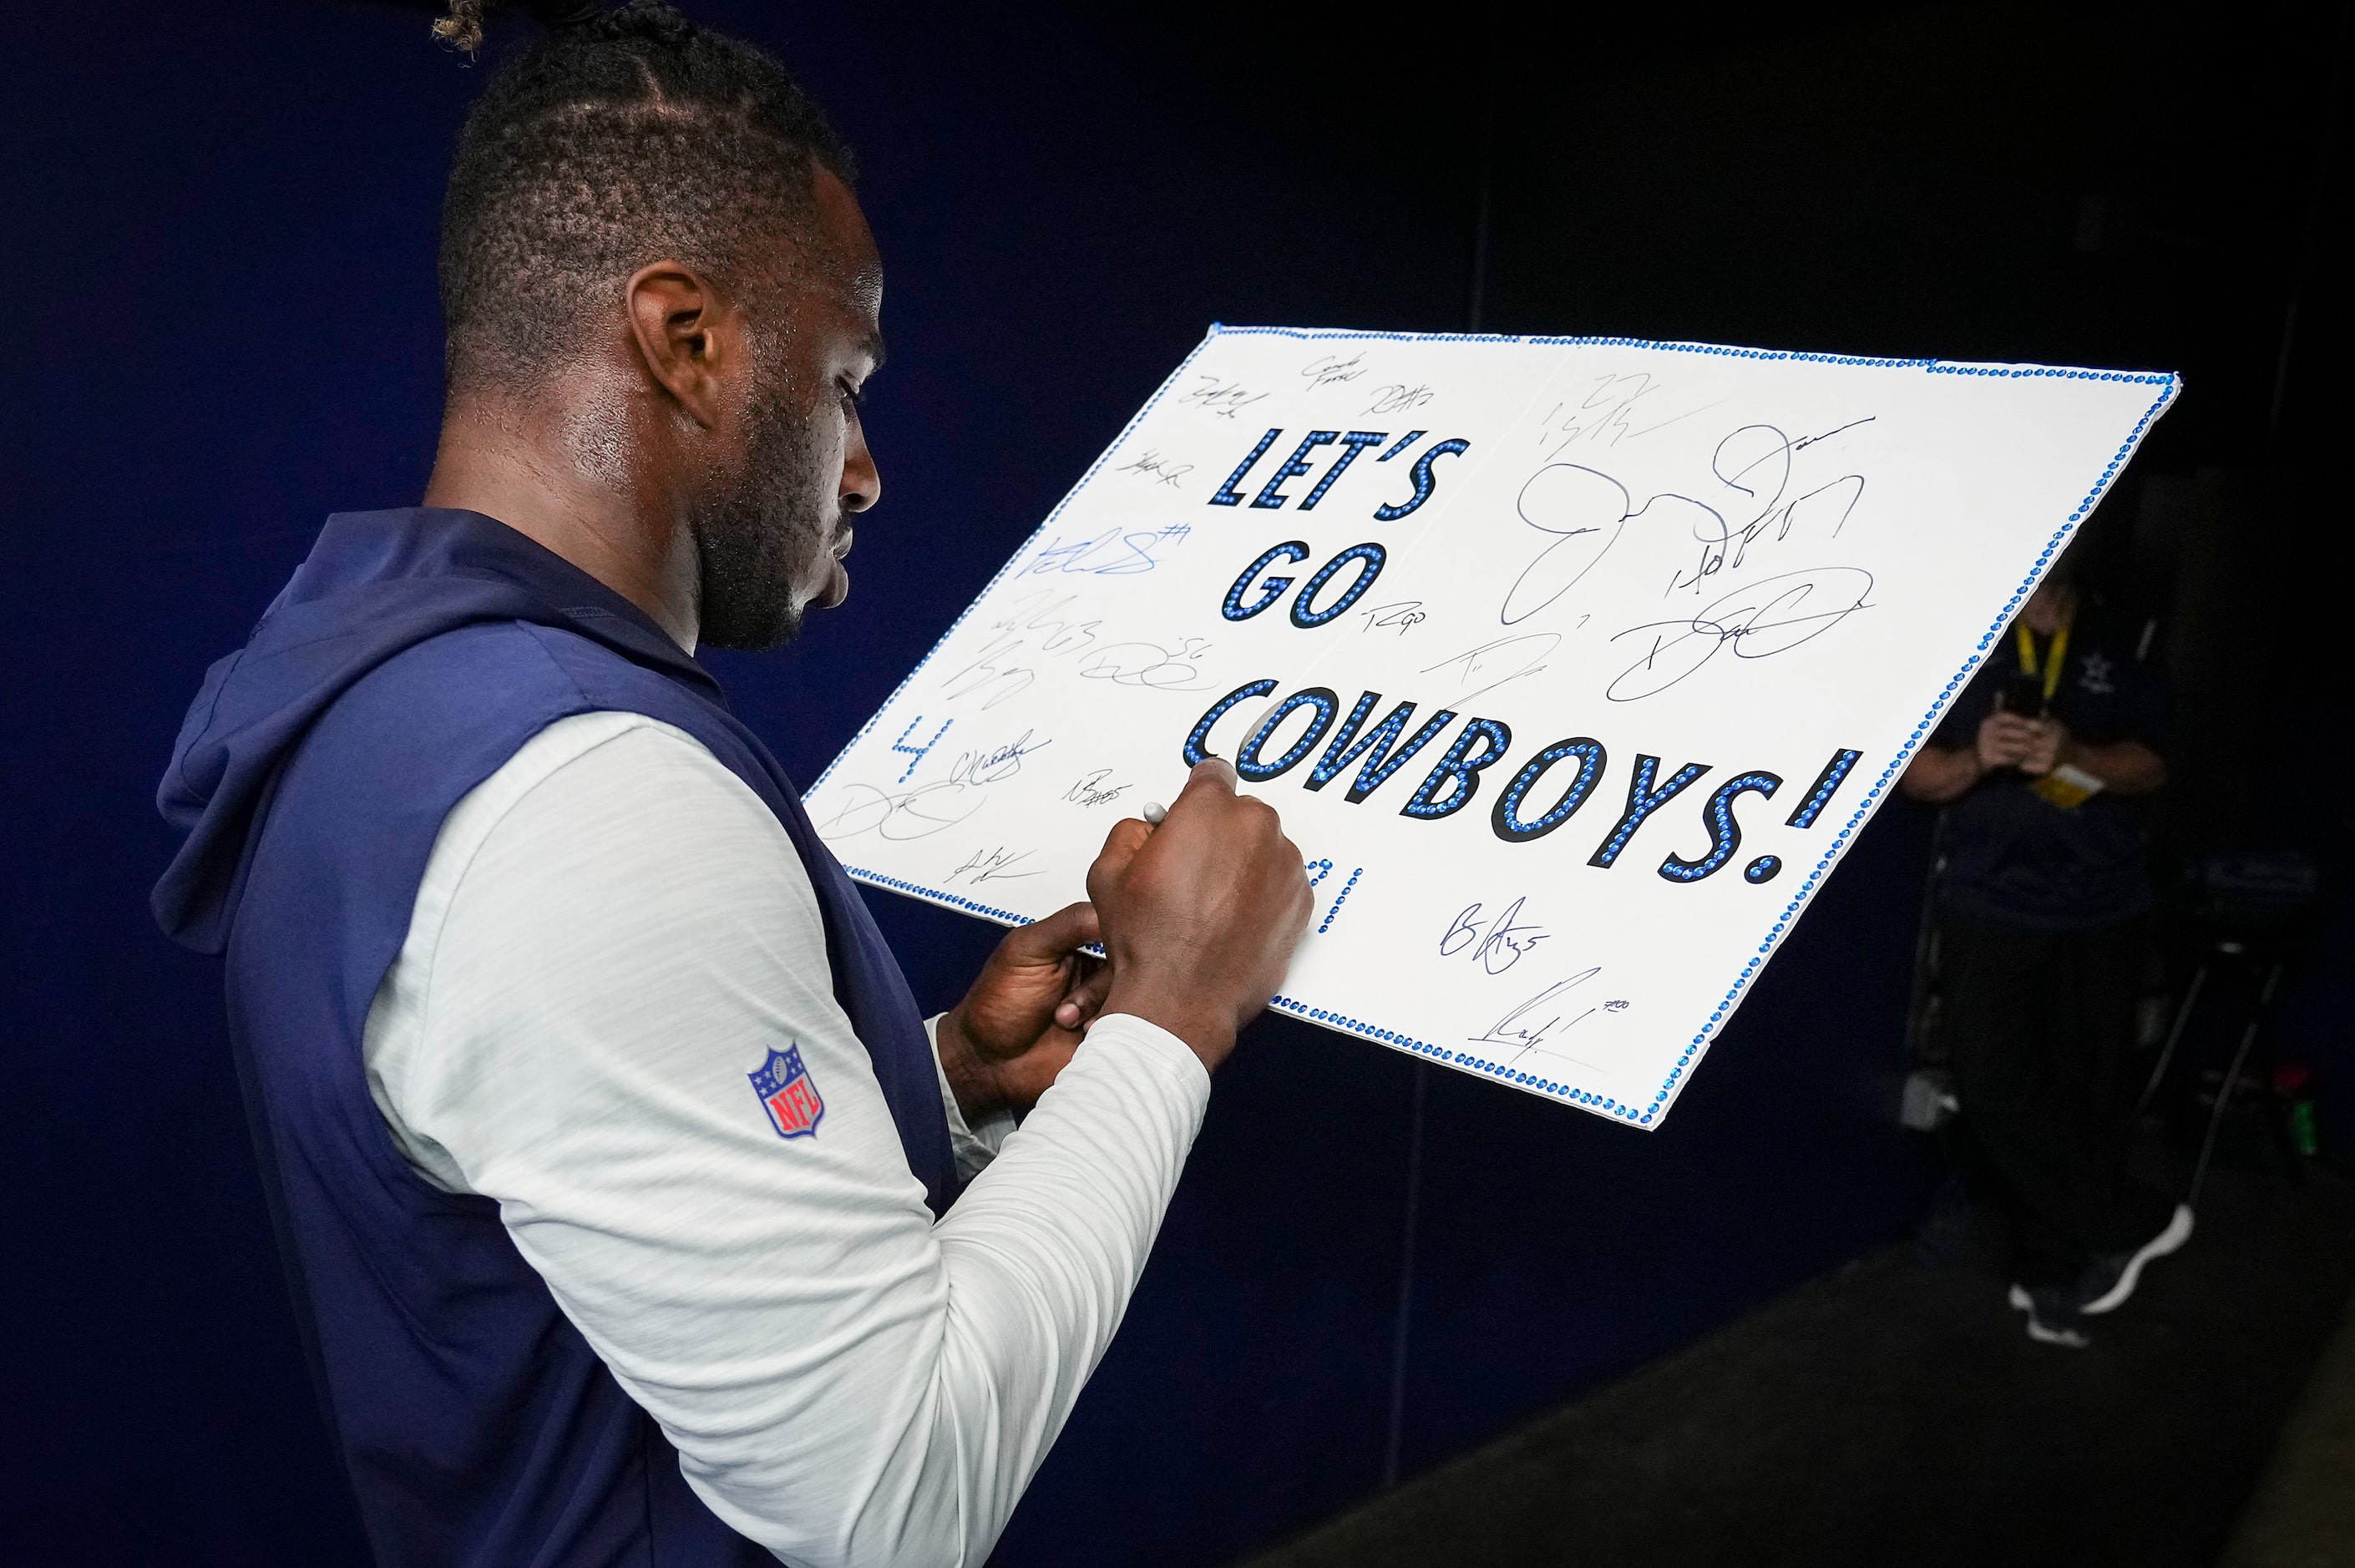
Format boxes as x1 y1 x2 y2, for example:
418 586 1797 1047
2080 1204 2195 1316
2007 1282 2091 1348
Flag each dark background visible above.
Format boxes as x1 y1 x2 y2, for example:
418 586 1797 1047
3 2 2347 1563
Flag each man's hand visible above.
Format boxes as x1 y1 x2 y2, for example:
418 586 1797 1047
935 902 1113 1123
1975 712 2035 772
1975 712 2067 777
2014 716 2065 777
1085 757 1314 1075
2006 716 2063 776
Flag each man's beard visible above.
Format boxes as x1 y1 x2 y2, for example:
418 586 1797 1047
689 377 833 652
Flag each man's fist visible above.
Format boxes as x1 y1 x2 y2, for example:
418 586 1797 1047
1085 757 1314 1073
935 902 1113 1121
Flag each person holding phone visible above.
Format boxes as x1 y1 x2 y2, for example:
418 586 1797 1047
1901 547 2189 1348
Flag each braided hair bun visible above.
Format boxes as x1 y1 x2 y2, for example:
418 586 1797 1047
433 0 631 55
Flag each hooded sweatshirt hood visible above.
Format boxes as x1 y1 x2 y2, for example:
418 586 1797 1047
153 507 708 952
157 504 954 1558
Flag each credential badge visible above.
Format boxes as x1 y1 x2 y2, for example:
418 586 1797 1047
749 1044 825 1141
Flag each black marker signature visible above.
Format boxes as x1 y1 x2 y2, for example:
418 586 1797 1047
1065 768 1130 808
948 592 1203 711
1366 382 1435 415
1179 375 1269 421
818 780 990 843
1608 567 1876 701
1301 352 1369 390
987 588 1102 658
939 632 1036 711
1502 414 1876 627
950 846 1040 885
1502 465 1723 626
945 731 1050 787
1074 638 1213 690
1356 599 1428 635
1664 422 1868 596
1421 633 1561 706
949 591 1111 711
1533 373 1724 459
819 733 1047 842
1469 969 1603 1059
1534 374 1659 455
1114 449 1196 489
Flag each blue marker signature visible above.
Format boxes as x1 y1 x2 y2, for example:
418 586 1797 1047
1026 525 1192 577
1439 897 1551 976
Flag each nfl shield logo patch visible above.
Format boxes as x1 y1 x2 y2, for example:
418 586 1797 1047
749 1044 825 1141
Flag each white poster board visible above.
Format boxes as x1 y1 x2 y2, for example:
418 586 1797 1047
806 327 2175 1127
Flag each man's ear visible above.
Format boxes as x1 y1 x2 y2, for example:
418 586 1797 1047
625 260 728 428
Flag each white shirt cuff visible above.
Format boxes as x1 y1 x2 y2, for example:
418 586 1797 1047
929 1012 1019 1181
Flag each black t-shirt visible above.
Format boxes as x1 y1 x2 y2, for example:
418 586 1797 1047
1928 617 2167 931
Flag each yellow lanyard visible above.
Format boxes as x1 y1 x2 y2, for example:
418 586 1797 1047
2014 606 2074 704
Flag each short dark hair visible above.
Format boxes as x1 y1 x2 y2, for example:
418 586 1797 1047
435 0 857 392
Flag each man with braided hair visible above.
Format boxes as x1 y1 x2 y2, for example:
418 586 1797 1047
151 4 1313 1565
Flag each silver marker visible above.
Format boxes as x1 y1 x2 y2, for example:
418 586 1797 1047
1142 802 1167 826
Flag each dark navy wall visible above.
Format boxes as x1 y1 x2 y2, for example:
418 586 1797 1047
3 3 2342 1565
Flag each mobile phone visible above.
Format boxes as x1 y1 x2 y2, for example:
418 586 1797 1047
1999 672 2048 718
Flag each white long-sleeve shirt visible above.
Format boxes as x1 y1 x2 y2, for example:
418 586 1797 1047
361 710 1210 1568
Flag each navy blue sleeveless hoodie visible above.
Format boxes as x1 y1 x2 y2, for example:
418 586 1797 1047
153 508 955 1566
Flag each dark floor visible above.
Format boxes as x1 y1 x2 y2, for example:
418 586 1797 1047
1240 1156 2355 1568
2222 1283 2355 1567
